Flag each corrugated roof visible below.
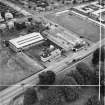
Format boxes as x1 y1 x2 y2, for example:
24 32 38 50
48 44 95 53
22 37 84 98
9 32 44 48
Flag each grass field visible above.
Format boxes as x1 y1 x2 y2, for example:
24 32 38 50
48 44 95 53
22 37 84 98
45 12 105 42
0 42 43 91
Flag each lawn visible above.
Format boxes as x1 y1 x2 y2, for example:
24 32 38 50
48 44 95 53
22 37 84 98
45 12 105 42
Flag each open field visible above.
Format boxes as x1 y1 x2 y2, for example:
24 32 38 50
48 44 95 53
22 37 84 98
0 31 44 91
45 12 105 42
0 47 44 91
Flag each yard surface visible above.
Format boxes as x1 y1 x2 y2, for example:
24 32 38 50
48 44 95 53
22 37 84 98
45 12 105 42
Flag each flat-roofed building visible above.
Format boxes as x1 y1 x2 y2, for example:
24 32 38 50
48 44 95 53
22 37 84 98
9 32 44 52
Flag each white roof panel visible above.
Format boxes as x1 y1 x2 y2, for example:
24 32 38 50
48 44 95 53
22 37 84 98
9 32 44 48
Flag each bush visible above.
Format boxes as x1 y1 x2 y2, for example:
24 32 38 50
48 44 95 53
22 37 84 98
38 71 56 89
39 86 64 105
76 62 94 85
60 76 81 102
85 95 104 105
92 47 105 65
23 87 38 105
66 69 85 85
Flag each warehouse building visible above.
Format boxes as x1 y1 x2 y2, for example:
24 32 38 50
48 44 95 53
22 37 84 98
9 32 44 52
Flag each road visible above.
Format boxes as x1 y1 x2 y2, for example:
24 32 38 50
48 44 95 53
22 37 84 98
0 1 105 105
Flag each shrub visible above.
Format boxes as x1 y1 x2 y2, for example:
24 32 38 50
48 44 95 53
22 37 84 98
66 69 85 85
39 86 64 105
60 76 81 102
76 62 94 85
85 95 104 105
38 71 56 89
23 87 38 105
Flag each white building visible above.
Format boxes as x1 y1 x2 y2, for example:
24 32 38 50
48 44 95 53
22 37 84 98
41 48 61 62
9 32 44 52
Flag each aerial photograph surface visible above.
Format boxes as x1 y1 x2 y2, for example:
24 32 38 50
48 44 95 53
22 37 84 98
0 0 105 105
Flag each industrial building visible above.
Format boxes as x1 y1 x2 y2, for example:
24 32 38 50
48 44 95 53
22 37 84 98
43 28 85 51
9 32 44 52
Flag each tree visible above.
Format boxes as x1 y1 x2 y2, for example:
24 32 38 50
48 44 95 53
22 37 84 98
66 69 85 85
76 62 94 85
85 95 104 105
23 87 38 105
94 62 105 96
39 86 64 105
60 76 81 102
100 85 105 96
38 71 56 89
94 62 104 85
92 47 105 65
